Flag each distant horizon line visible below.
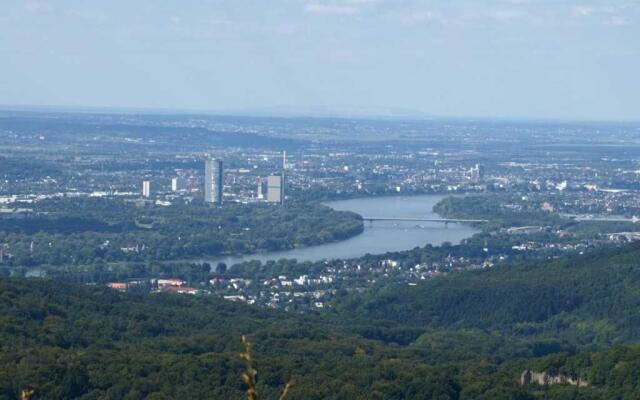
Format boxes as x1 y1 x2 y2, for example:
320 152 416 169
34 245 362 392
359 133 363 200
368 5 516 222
0 102 638 125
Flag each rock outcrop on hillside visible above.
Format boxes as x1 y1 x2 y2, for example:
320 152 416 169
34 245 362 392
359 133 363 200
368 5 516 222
520 370 589 388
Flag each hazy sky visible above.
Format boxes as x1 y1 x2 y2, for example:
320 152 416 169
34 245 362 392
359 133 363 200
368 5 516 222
1 0 639 120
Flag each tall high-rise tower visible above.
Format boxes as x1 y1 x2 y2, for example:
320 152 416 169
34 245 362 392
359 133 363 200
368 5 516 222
142 180 151 198
281 151 286 205
204 159 223 204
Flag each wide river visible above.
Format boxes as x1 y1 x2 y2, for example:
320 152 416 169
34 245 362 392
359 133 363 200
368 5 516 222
207 194 479 266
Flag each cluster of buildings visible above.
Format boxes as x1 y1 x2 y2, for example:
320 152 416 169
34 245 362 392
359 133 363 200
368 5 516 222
201 255 497 310
141 152 287 205
108 278 199 295
466 164 485 183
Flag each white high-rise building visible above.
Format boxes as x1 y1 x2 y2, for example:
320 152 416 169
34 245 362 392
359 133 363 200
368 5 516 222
171 177 186 192
142 180 151 198
256 177 268 200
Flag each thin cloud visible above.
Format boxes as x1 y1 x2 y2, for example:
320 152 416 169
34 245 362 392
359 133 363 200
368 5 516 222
24 0 52 14
208 18 232 26
489 9 524 22
305 3 360 15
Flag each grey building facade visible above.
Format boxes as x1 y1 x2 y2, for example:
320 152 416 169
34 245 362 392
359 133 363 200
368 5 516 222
266 175 283 204
205 159 223 204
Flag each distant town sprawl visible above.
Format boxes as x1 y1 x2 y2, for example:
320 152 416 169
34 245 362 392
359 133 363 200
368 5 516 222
2 110 640 311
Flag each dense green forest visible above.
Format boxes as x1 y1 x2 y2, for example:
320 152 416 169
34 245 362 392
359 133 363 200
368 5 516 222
5 243 640 398
433 195 564 230
0 198 363 267
0 278 475 400
336 243 640 349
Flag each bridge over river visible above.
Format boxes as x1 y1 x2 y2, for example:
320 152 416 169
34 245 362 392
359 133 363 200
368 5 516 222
361 216 489 224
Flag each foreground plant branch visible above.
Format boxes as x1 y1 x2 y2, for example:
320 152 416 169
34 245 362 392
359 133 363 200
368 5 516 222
240 335 294 400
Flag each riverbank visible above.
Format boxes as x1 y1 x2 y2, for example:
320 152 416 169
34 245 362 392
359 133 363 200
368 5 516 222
10 195 479 279
195 194 479 267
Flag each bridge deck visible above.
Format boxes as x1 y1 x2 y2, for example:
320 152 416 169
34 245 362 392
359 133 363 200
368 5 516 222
362 217 488 223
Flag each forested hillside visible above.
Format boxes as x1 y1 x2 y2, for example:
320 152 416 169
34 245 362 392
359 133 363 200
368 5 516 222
4 243 640 399
336 243 640 349
0 279 474 399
